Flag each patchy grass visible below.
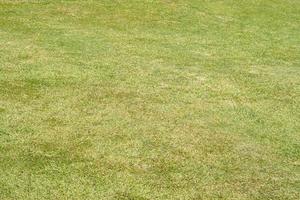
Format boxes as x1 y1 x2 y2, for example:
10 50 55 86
0 0 299 199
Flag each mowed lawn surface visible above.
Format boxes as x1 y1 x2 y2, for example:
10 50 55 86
0 0 299 199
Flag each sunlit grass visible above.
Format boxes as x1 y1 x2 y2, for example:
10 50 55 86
0 0 299 199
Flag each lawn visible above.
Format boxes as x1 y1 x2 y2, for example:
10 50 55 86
0 0 299 199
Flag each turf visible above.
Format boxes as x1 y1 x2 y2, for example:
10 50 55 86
0 0 299 199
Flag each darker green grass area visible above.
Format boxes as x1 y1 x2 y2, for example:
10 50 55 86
1 0 300 199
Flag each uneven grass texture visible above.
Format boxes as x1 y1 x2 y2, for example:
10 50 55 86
0 0 299 199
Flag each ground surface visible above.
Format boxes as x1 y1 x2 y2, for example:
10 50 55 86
0 0 299 199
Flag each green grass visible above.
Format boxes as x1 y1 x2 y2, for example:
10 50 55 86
0 0 299 199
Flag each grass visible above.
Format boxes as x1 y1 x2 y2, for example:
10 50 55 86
0 0 299 199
